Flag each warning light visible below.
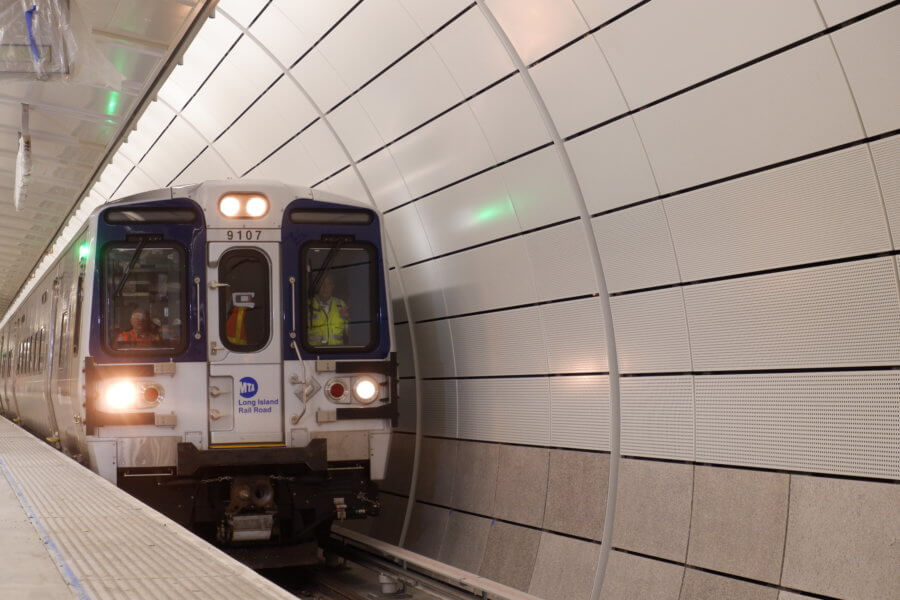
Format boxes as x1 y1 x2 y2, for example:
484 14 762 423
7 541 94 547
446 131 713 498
79 242 90 260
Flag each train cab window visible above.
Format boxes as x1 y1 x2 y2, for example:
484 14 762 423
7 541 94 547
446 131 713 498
301 243 378 352
218 249 270 352
102 243 187 354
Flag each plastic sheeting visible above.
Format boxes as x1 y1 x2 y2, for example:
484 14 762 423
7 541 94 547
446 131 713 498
0 0 122 87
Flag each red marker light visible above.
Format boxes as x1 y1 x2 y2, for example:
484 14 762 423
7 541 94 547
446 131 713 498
143 386 159 404
329 382 345 398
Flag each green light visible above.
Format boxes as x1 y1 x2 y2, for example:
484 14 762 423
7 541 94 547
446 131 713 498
105 91 120 116
79 242 90 260
473 201 512 224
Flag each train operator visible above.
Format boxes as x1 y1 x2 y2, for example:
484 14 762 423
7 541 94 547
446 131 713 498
116 308 161 347
309 274 349 346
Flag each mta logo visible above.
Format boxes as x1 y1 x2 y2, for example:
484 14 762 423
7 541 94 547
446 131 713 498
239 377 258 398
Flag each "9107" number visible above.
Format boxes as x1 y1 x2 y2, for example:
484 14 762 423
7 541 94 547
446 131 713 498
226 230 261 241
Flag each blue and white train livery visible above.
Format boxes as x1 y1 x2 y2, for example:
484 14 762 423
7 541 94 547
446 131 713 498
0 180 396 562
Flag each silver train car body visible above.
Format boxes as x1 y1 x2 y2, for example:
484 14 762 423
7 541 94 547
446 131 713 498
0 180 396 559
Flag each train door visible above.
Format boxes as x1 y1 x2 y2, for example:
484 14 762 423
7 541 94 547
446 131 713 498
207 242 283 446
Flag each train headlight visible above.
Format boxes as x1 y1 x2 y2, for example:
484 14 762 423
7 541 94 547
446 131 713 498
354 377 378 404
245 196 268 217
219 195 241 217
103 380 138 411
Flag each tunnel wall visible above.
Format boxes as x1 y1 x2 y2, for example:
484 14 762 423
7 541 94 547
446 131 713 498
61 1 899 599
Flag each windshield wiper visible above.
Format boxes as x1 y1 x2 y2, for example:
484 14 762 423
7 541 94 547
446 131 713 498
308 240 344 299
112 237 147 298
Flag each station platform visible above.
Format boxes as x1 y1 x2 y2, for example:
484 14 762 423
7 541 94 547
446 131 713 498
0 417 294 599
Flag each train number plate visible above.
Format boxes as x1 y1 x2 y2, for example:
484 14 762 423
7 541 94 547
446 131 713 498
226 230 262 241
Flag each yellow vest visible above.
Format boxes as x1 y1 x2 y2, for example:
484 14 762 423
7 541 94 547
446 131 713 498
309 297 347 345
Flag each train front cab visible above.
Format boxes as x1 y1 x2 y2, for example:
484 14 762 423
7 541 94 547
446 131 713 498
86 184 394 555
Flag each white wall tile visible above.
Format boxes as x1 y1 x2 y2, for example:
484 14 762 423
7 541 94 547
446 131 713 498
486 0 588 64
274 0 358 58
451 308 549 377
567 118 658 214
216 77 317 175
157 16 242 109
572 0 643 28
218 0 267 27
816 0 887 25
401 261 447 321
415 169 517 256
541 297 608 374
170 148 233 186
395 323 414 377
248 4 307 67
358 151 412 212
468 75 548 163
526 221 596 301
314 166 366 201
317 0 423 91
596 0 822 108
500 146 579 230
399 0 471 33
635 38 864 193
458 378 550 445
124 101 175 162
696 372 900 479
299 120 347 179
384 204 433 267
114 165 158 199
357 44 463 144
245 135 322 187
182 37 281 141
389 104 495 198
139 117 207 186
388 268 408 322
870 135 900 248
290 48 353 111
621 375 693 460
830 5 900 136
429 8 514 97
611 288 691 373
439 237 538 315
328 97 385 160
415 320 456 378
665 144 892 281
422 379 458 437
593 201 680 293
530 36 628 138
550 376 609 450
685 257 900 370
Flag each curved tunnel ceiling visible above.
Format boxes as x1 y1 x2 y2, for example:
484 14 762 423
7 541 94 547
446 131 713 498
4 1 899 598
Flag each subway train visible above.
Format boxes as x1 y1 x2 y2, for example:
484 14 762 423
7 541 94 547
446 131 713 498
0 180 396 563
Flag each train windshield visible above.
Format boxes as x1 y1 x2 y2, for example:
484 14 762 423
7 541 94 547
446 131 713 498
218 248 271 353
302 243 378 352
102 243 186 354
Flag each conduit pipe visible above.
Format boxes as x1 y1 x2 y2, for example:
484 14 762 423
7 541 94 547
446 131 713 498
216 8 425 547
475 3 622 597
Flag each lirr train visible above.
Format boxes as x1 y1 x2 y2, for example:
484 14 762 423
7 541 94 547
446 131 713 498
0 180 396 561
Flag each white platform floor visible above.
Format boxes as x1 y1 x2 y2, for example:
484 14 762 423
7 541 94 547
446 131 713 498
0 416 294 599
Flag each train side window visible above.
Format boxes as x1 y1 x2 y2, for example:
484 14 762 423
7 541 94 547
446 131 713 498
300 242 378 353
37 328 44 373
218 249 270 353
58 311 69 369
102 243 187 355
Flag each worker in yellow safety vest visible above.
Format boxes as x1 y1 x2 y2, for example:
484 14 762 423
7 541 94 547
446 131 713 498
308 274 349 346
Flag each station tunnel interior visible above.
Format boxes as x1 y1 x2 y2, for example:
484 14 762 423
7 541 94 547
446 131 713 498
0 1 898 599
